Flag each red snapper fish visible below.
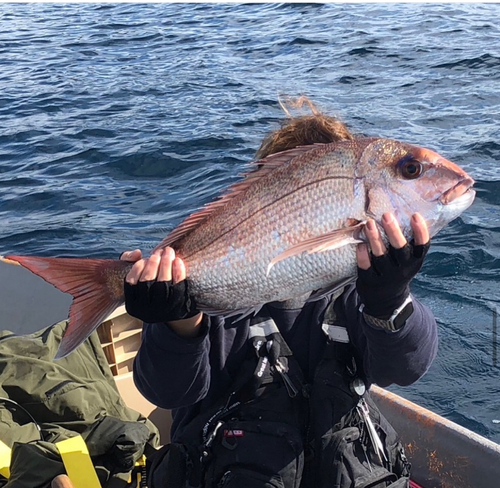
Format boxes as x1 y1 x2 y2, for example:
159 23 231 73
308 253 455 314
2 138 475 358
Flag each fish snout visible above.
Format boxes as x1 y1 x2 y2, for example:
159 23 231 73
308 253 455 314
439 175 475 205
425 151 475 205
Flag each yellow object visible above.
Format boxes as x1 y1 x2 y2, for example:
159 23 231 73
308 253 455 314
0 256 20 266
56 435 102 488
0 440 11 478
128 455 147 487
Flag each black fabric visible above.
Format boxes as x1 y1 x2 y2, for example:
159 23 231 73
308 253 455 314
147 312 410 488
216 468 285 488
308 334 410 488
314 398 411 488
147 324 307 488
319 425 398 488
134 290 438 437
198 331 306 488
203 420 304 488
356 241 430 318
147 444 189 488
83 416 152 473
124 279 198 323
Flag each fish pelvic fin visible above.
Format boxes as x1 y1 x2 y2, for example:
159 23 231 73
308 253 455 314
4 255 132 359
266 221 366 276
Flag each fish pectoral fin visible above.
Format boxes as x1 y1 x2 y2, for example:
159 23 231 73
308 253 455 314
266 221 365 276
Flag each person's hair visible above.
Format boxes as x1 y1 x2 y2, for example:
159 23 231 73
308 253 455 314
256 96 354 159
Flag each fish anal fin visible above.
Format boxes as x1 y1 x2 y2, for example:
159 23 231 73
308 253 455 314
266 220 365 276
5 255 132 358
197 304 263 322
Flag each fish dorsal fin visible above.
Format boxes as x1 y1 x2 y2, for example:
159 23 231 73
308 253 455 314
154 145 321 251
266 220 366 276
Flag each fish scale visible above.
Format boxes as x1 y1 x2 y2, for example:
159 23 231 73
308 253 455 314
185 176 362 310
174 142 366 311
176 142 363 258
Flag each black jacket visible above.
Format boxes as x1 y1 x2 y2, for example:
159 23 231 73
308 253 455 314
133 285 438 441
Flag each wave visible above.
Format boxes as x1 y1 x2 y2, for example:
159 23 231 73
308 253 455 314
433 53 500 70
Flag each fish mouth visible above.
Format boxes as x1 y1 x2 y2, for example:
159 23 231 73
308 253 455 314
439 176 475 205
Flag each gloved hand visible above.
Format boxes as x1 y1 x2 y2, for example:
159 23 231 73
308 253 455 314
124 279 198 323
356 212 430 318
121 248 198 323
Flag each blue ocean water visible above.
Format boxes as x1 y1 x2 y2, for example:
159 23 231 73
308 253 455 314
0 3 499 441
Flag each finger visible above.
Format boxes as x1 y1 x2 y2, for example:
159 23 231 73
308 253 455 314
126 259 146 285
411 213 430 246
157 247 175 282
365 219 386 257
356 243 371 270
120 249 142 262
381 212 407 250
172 257 186 284
139 250 163 282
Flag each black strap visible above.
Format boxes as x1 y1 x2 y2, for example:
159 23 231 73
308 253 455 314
0 397 44 441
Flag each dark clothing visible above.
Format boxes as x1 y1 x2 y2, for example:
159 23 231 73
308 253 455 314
133 285 438 441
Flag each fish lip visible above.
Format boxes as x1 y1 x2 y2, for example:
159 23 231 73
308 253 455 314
439 176 475 205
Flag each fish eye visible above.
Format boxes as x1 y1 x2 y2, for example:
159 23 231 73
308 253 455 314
400 159 423 179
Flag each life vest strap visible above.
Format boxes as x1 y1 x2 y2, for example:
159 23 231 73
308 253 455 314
0 440 11 479
55 435 102 488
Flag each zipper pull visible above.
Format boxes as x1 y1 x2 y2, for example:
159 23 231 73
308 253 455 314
204 420 224 449
357 399 387 465
274 358 299 398
201 419 224 463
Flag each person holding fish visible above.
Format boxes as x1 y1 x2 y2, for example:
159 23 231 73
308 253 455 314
116 102 474 488
4 100 475 487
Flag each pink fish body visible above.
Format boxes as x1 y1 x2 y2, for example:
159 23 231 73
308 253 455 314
157 138 474 312
3 137 475 357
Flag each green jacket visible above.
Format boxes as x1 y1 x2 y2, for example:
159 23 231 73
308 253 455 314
0 320 159 488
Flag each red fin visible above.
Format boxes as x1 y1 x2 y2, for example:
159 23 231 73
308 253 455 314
5 255 132 359
266 221 366 276
154 145 320 251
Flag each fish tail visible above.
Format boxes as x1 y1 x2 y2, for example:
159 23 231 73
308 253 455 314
3 255 132 359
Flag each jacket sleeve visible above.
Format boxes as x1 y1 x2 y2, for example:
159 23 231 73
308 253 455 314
338 285 438 387
133 316 212 409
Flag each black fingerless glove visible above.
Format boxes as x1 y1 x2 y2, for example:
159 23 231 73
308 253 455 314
356 240 430 318
124 279 198 323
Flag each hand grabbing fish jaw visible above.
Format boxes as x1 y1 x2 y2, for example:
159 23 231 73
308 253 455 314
356 212 430 270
